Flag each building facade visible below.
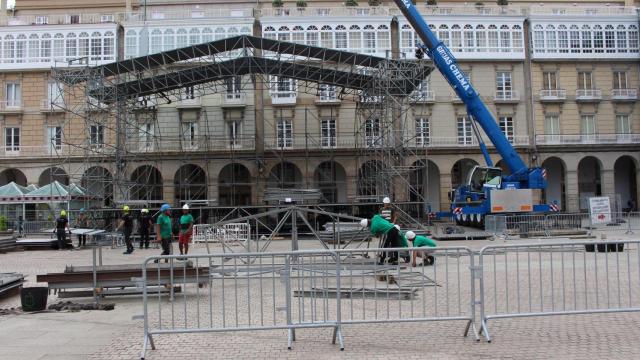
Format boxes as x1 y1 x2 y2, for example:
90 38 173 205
0 0 637 217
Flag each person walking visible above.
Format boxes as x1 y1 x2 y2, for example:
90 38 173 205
155 204 173 263
405 230 437 267
75 208 89 248
117 205 134 254
55 210 71 250
178 204 194 257
139 208 153 249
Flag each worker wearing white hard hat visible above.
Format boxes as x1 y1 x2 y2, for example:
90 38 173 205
379 196 396 223
178 204 194 256
360 214 407 265
406 230 437 267
139 208 153 249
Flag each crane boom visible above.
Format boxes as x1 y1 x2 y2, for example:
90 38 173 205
393 0 527 175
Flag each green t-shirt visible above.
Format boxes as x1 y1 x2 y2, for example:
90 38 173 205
156 214 173 240
369 215 394 236
180 214 194 233
413 235 436 248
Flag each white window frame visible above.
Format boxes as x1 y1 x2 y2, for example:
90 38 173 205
499 116 514 142
415 118 430 147
365 118 381 148
319 84 337 102
544 114 561 136
228 121 242 148
225 76 242 99
457 116 473 145
89 125 104 148
577 71 593 90
277 120 293 149
580 114 597 136
613 71 628 89
36 16 48 25
47 126 62 154
139 123 154 151
4 127 20 154
321 119 337 149
181 121 198 150
5 83 21 108
496 71 513 99
615 114 630 134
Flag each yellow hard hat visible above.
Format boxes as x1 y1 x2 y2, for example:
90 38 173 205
123 205 130 212
60 210 67 216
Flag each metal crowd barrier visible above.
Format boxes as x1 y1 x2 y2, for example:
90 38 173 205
478 240 640 342
486 212 640 239
139 246 478 359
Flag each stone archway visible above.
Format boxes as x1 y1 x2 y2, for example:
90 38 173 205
578 156 602 211
614 156 638 211
218 163 252 206
541 157 566 210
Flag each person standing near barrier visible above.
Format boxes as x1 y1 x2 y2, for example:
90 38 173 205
75 208 89 248
55 210 71 250
360 215 405 265
118 205 134 255
405 230 437 267
155 204 173 263
379 197 396 223
179 204 194 256
139 208 153 249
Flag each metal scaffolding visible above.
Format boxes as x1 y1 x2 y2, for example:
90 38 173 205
51 35 432 220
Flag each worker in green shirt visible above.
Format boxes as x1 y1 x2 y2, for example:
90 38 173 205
154 204 173 263
405 230 437 267
360 214 406 265
178 204 194 256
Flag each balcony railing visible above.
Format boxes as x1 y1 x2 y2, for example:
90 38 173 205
409 90 435 103
40 99 65 112
260 6 390 17
222 92 246 107
539 89 566 101
176 96 201 108
611 89 638 101
0 100 22 112
575 89 602 101
536 133 640 145
270 91 297 105
0 144 100 158
130 136 256 153
0 13 126 26
494 90 520 102
529 5 636 16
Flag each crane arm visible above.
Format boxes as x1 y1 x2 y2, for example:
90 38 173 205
393 0 528 175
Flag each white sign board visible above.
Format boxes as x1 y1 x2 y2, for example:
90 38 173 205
589 196 611 224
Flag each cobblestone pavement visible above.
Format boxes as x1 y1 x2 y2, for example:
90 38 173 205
1 235 640 359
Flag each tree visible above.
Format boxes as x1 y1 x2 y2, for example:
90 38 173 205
345 0 359 6
497 0 508 5
426 0 437 5
368 0 381 6
296 0 307 8
272 0 284 8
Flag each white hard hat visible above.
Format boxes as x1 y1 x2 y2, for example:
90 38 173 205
359 218 368 228
383 197 391 204
406 230 416 240
182 204 189 210
394 224 400 231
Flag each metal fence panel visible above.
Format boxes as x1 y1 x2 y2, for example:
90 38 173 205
479 240 640 342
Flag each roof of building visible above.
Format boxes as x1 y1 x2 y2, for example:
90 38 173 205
56 35 432 104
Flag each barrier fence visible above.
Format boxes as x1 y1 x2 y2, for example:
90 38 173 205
478 240 640 342
139 239 640 358
485 212 639 238
140 246 478 359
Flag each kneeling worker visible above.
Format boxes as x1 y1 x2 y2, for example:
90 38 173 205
405 230 437 267
360 214 405 265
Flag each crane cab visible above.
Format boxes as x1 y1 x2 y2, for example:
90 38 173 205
466 166 502 193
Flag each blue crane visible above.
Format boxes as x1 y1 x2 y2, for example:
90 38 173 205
393 0 552 226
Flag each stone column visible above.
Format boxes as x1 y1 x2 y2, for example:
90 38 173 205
439 172 452 212
565 170 579 212
163 179 175 206
601 169 616 199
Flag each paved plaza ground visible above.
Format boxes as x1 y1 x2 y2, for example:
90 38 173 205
1 233 640 359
